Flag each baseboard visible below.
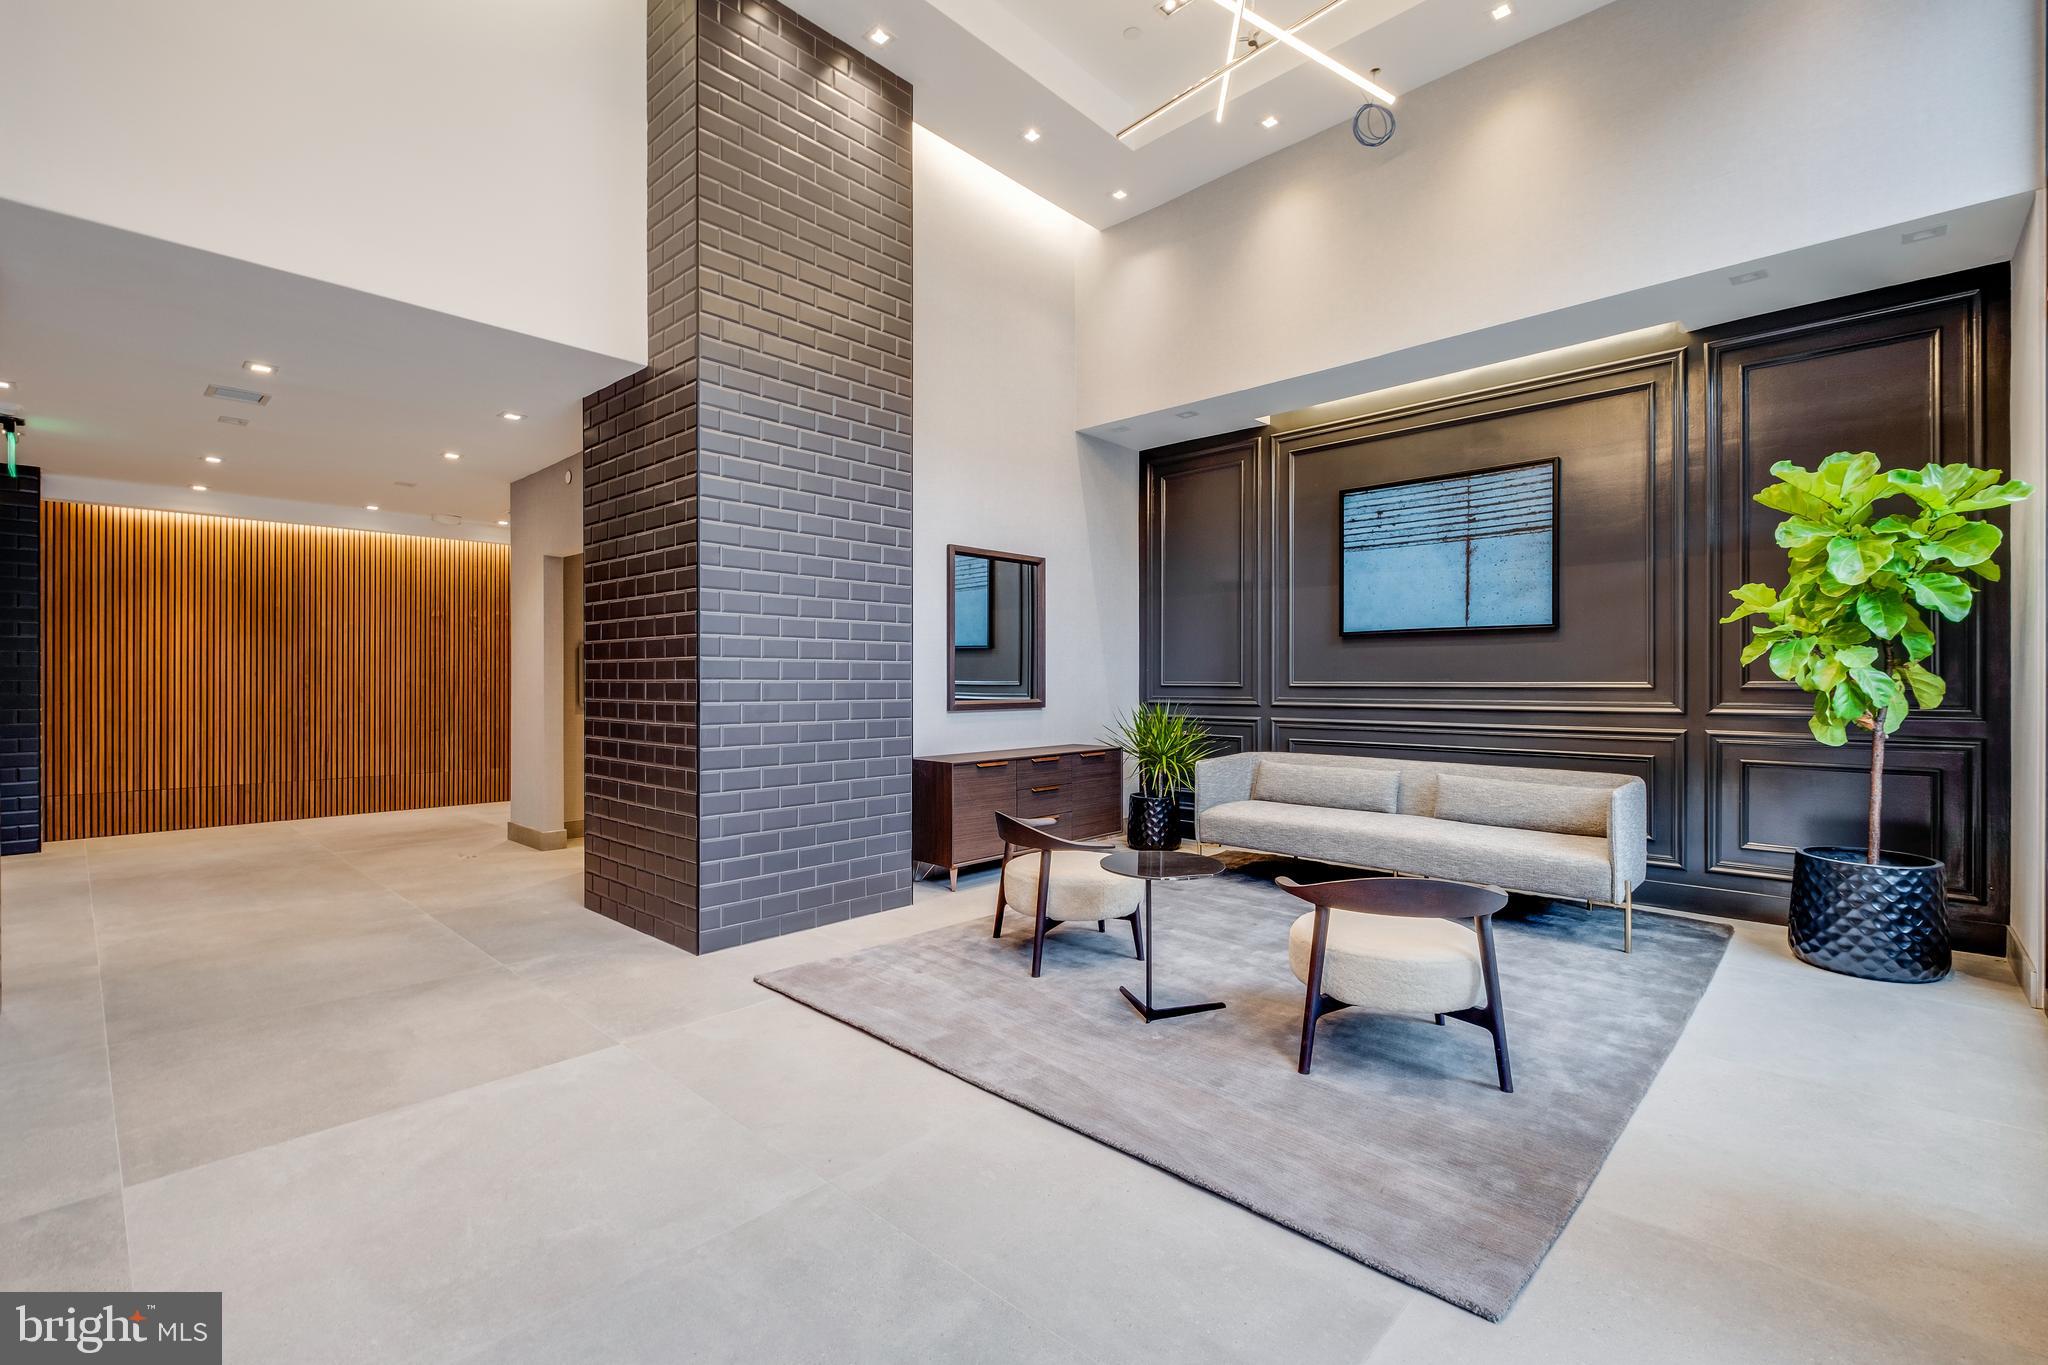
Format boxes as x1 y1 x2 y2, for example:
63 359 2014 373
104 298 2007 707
2008 925 2044 1009
565 818 585 839
506 821 568 851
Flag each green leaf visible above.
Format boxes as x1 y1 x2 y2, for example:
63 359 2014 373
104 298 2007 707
1850 667 1900 711
1923 521 2001 567
1754 481 1834 521
1832 645 1879 670
1869 514 1918 536
1738 637 1773 666
1898 611 1936 662
1825 535 1893 584
1974 560 2001 583
1720 582 1778 623
1900 659 1946 709
1829 680 1870 724
1809 714 1848 745
1907 572 1973 622
1885 466 1948 510
1853 589 1907 639
1766 637 1810 681
1952 478 2034 513
1773 517 1836 550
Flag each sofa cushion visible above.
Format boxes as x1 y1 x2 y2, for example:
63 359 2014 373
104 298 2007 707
1251 760 1399 814
1434 773 1611 838
1201 799 1612 902
1288 911 1485 1015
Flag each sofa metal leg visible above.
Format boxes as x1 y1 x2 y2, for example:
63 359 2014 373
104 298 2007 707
1623 884 1634 954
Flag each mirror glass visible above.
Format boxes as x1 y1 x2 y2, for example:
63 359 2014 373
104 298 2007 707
949 548 1043 709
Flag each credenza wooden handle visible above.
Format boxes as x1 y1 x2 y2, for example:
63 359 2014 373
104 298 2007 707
974 760 1010 769
1079 750 1111 758
1030 755 1061 764
1030 784 1060 794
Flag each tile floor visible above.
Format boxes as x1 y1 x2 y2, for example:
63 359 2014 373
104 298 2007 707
2 803 2044 1363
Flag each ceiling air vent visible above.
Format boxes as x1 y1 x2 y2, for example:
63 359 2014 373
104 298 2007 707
216 415 249 426
204 384 271 406
431 513 462 526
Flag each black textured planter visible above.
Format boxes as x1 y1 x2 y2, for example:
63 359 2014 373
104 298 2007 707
1788 846 1949 983
1126 794 1181 852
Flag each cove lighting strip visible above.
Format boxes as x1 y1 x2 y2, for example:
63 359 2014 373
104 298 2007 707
1118 0 1392 141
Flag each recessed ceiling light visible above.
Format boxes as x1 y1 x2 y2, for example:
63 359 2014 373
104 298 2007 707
1261 114 1279 128
203 455 222 464
499 411 524 422
1022 127 1041 143
442 450 461 461
497 519 510 527
365 504 380 511
867 25 890 44
190 484 208 492
1175 409 1200 419
1158 0 1187 13
0 380 11 390
1901 224 1948 244
243 360 276 376
1728 269 1769 285
217 415 248 426
1112 189 1128 200
1491 3 1513 18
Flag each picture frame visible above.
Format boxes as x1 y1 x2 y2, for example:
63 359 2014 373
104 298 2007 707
1336 457 1561 637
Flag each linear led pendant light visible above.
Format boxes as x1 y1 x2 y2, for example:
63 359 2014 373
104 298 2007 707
1215 1 1245 121
1119 0 1393 141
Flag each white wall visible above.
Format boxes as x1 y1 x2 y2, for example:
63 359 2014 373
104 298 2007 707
912 127 1139 756
1077 0 2042 433
508 454 584 844
0 0 646 365
2010 195 2046 1009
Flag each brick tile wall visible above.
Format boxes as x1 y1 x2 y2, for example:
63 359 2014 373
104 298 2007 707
0 465 41 856
582 0 911 951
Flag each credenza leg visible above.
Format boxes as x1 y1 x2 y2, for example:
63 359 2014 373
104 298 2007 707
949 866 958 892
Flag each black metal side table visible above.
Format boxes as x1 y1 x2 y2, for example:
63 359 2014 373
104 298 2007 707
1100 848 1227 1022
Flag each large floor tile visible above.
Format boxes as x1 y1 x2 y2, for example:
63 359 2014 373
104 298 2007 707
110 967 612 1183
519 940 775 1040
833 1097 1412 1365
0 1046 123 1224
1679 964 2048 1131
125 1048 821 1365
0 1194 130 1292
99 904 500 1044
629 995 1009 1177
1588 1050 2048 1351
454 1184 1087 1365
1361 1205 2043 1365
0 971 109 1066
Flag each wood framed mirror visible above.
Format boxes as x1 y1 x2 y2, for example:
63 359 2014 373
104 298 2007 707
947 544 1045 711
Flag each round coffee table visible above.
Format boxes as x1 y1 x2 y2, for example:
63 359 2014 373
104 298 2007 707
1100 848 1227 1022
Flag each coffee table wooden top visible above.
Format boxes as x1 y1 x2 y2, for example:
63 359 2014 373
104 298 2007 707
1099 848 1226 882
1278 876 1508 919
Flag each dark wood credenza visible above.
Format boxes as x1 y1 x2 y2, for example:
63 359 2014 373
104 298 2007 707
912 744 1122 888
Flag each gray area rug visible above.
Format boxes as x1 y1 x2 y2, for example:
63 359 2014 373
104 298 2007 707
756 857 1731 1321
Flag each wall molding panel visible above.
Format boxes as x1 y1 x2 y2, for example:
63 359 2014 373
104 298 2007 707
41 502 509 840
1142 269 2011 951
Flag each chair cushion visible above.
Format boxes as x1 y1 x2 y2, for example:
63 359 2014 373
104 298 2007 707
1251 760 1400 813
1289 910 1486 1015
1002 850 1142 922
1434 773 1611 837
1201 799 1612 902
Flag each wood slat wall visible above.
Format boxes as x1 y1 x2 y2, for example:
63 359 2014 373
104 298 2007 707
41 502 510 840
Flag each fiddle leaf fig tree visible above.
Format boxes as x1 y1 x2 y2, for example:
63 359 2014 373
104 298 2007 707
1721 452 2031 864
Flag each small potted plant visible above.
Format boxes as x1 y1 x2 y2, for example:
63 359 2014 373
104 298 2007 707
1722 452 2030 982
1103 703 1216 851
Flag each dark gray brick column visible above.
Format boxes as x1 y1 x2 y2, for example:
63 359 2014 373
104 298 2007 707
583 0 911 952
0 465 40 856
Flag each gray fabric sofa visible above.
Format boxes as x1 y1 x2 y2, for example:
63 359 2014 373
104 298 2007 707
1193 751 1649 950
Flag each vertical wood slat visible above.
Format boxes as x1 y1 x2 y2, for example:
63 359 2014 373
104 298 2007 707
39 502 510 841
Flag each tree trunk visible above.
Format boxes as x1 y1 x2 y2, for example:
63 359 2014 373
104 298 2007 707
1866 718 1885 867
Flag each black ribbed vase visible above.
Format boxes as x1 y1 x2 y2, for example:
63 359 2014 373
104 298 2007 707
1788 846 1949 983
1125 794 1181 852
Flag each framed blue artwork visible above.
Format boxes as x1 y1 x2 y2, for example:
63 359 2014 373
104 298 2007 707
953 552 992 649
1338 459 1559 636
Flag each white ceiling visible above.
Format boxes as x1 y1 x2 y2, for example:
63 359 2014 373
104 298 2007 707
790 0 1620 225
0 198 639 538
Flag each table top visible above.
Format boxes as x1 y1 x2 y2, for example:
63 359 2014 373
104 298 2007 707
1099 848 1226 882
1278 876 1508 919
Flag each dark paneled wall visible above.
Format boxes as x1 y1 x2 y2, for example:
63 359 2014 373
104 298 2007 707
583 0 913 953
1143 271 2011 951
0 466 39 855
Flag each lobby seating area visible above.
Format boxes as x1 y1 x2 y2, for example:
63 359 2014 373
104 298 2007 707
3 0 2045 1357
